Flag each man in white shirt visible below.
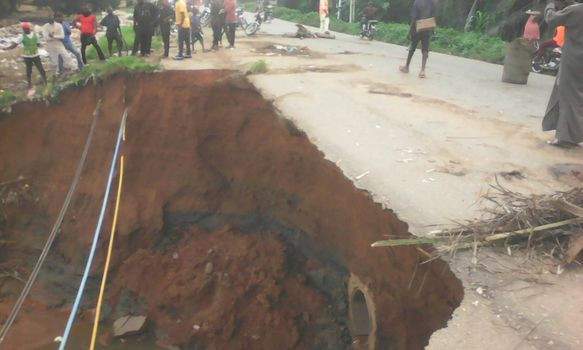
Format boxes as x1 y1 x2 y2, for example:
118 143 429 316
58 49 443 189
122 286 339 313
43 12 70 75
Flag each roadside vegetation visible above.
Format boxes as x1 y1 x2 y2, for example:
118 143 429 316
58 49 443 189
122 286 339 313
0 56 160 112
86 25 162 60
247 59 268 74
272 7 506 64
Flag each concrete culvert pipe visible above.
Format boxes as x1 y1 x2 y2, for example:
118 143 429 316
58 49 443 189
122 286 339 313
348 274 377 349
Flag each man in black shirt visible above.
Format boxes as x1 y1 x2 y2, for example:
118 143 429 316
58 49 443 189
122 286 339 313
133 0 158 56
100 7 123 56
158 0 173 58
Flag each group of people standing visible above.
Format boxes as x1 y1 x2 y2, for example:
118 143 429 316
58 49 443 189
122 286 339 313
17 0 245 90
132 0 239 60
18 5 109 90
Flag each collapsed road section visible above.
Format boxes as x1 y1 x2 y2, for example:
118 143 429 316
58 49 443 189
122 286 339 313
0 70 463 349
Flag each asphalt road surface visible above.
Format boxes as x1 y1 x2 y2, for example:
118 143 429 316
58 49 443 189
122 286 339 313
164 17 583 350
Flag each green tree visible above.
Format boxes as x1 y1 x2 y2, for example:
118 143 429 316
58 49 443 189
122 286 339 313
34 0 121 14
0 0 20 16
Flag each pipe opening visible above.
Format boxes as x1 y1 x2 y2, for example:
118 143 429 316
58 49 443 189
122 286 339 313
350 289 372 336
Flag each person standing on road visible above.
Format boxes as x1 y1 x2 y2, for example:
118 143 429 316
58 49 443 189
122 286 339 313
319 0 330 33
224 0 237 49
210 0 225 50
100 7 124 57
43 13 69 76
18 22 47 90
542 0 583 147
57 13 84 70
75 5 106 63
133 0 158 56
174 0 192 59
190 6 206 52
399 0 436 78
158 0 174 58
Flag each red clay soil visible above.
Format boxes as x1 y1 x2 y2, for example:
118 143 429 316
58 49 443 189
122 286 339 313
0 70 463 349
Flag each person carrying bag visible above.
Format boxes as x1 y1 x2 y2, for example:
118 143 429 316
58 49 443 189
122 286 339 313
399 0 436 78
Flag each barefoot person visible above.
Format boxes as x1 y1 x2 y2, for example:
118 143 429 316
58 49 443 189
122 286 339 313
399 0 436 78
18 22 47 90
542 0 583 147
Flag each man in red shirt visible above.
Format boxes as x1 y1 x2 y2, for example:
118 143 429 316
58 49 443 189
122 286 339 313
224 0 237 49
75 5 105 63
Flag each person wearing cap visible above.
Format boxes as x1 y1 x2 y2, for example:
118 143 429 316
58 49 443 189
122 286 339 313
17 22 47 89
523 10 542 44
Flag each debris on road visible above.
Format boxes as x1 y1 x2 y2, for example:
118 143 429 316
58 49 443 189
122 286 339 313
354 170 370 180
372 181 583 265
499 170 526 180
282 24 335 40
113 315 147 337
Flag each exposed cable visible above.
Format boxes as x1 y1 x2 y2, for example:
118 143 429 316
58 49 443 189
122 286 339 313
89 155 124 350
58 109 127 350
0 100 103 345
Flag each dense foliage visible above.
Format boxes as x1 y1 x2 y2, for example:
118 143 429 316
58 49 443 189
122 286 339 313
273 7 506 63
0 0 20 16
34 0 120 14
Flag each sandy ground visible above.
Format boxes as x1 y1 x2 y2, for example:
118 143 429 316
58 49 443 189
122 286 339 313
160 17 583 350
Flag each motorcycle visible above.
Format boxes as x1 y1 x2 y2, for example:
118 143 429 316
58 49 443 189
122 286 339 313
532 46 561 75
245 11 264 36
360 20 378 41
199 6 211 27
236 8 249 30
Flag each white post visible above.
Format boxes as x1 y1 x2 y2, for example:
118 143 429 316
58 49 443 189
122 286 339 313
337 0 342 20
349 0 354 23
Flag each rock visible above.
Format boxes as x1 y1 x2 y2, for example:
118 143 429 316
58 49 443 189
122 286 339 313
113 315 147 337
204 262 213 274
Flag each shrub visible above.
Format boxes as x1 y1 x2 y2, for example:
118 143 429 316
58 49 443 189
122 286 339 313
273 7 506 64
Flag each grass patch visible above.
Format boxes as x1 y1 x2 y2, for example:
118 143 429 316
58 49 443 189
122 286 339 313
46 56 160 100
0 90 17 111
273 7 506 64
247 59 268 74
85 26 163 60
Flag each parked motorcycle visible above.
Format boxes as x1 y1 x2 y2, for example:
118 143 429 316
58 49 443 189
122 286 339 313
245 11 264 36
532 47 561 75
236 8 249 30
360 20 378 41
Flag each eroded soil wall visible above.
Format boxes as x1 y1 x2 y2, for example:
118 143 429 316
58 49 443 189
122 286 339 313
0 71 463 349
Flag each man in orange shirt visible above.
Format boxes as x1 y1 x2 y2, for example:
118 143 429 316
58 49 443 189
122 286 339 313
535 25 565 59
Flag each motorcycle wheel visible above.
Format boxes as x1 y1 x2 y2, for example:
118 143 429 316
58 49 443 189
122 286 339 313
245 22 260 36
531 61 542 74
368 34 374 41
